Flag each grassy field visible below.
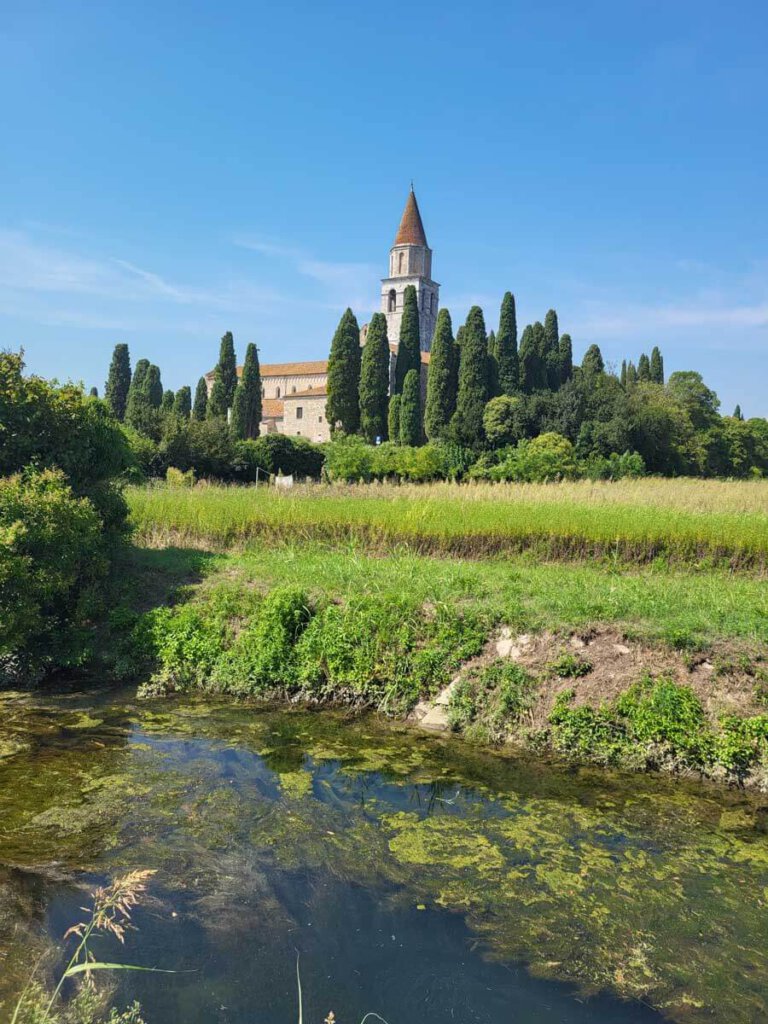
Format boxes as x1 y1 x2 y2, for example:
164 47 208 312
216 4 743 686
127 479 768 566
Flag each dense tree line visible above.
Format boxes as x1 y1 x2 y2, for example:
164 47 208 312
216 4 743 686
324 292 768 479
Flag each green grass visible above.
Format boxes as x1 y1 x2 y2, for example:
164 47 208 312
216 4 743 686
127 479 768 566
183 543 768 647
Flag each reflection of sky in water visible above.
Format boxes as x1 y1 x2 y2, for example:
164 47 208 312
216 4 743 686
1 692 767 1023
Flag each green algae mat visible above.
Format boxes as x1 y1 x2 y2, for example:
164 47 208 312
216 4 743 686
1 688 767 1022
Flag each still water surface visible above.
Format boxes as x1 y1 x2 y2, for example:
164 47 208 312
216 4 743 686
1 689 767 1023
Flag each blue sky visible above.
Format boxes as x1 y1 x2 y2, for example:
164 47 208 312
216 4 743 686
1 0 766 415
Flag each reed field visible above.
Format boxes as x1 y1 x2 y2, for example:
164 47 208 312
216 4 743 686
127 478 768 566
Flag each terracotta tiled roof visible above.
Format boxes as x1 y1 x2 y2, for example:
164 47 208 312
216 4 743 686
388 343 430 364
261 399 284 419
284 387 327 399
206 359 328 381
393 189 428 248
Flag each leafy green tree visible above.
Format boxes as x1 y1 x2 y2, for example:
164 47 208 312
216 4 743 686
558 334 573 384
638 353 651 382
482 395 523 447
161 389 175 413
496 292 519 395
192 377 208 421
104 343 131 421
207 370 228 420
581 344 605 378
147 365 163 408
326 307 361 434
451 305 489 446
733 404 743 421
666 371 720 430
399 368 422 446
359 313 390 442
217 331 238 407
650 346 664 384
230 342 262 440
395 285 420 393
173 386 192 418
388 394 401 444
424 309 457 440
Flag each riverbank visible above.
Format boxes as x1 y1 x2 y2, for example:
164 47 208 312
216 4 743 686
101 514 768 788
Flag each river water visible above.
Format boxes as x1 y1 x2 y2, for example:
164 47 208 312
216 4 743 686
1 688 767 1023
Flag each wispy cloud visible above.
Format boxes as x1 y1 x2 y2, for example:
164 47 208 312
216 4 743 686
234 234 377 309
0 228 287 333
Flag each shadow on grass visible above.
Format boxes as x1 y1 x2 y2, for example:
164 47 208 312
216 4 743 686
113 543 219 614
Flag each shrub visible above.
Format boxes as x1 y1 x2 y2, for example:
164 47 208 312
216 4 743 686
166 466 195 487
448 660 536 743
211 588 312 694
581 450 646 481
0 470 105 682
489 433 578 483
482 395 524 447
549 690 627 764
238 435 324 480
616 676 708 762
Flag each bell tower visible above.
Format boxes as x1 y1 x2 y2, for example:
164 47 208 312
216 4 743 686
381 188 439 350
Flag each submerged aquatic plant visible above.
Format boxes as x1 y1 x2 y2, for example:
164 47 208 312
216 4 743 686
12 870 170 1024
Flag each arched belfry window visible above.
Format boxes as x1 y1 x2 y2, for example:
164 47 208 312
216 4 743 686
388 289 397 312
398 251 404 273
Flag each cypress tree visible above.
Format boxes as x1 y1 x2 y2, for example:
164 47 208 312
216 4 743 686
487 330 499 398
231 342 262 440
424 308 457 440
532 321 552 390
620 360 627 387
173 386 192 418
192 377 208 421
207 370 228 420
147 364 163 408
581 344 605 378
395 285 421 393
89 386 98 397
518 326 537 394
733 404 743 421
217 331 238 407
496 292 519 395
161 389 174 413
399 368 422 446
558 334 573 384
388 394 401 445
626 360 638 386
326 307 361 434
650 346 664 384
104 343 131 420
124 359 150 430
455 325 466 348
544 309 560 389
451 305 489 446
638 353 651 382
359 313 390 442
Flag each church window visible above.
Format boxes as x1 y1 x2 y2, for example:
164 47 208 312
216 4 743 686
292 386 296 393
398 251 404 273
276 387 281 398
388 289 396 312
296 407 303 419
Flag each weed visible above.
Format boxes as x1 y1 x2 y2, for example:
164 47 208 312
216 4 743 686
448 661 537 743
546 651 592 678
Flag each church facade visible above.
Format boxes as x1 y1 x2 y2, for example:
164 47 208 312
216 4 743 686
207 189 435 442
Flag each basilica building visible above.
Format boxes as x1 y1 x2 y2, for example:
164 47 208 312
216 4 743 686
207 189 435 443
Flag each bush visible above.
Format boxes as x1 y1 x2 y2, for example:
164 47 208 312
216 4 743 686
238 434 324 480
324 437 475 484
211 588 312 694
616 676 708 762
547 651 592 678
549 690 627 764
489 433 578 483
448 660 536 743
0 470 104 682
581 450 646 481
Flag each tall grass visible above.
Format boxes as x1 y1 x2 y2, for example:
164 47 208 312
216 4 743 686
127 479 768 566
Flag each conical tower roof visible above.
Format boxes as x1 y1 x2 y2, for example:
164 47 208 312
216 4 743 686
393 188 428 247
